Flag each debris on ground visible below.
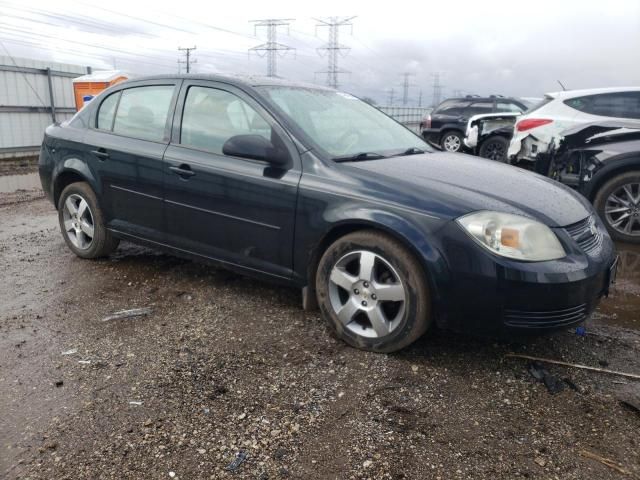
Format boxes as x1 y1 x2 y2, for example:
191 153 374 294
128 401 143 406
507 353 640 380
61 348 77 355
226 450 248 472
616 385 640 415
579 450 632 476
54 380 63 388
102 307 153 322
528 362 565 395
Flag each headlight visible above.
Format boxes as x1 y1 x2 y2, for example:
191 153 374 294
457 211 565 261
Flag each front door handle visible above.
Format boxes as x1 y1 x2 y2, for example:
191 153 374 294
91 148 109 160
169 164 196 178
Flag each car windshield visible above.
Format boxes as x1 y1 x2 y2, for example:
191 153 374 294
258 86 431 160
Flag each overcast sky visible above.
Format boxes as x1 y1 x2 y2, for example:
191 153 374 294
1 0 639 105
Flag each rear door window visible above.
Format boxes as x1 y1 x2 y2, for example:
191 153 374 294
96 92 120 131
496 101 525 113
466 102 494 115
434 101 470 116
112 86 175 142
564 92 640 119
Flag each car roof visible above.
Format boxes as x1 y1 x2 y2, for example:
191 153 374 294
545 86 640 100
120 73 332 91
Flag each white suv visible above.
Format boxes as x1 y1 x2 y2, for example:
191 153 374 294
508 87 640 161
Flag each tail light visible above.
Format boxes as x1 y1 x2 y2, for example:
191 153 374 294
424 114 431 129
516 118 553 132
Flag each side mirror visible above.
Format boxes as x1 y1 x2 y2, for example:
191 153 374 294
222 134 290 166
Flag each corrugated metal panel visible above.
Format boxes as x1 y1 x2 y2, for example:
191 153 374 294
0 56 88 159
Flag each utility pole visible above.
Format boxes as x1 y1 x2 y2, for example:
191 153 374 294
430 72 444 107
249 19 295 77
387 88 395 106
178 46 197 73
418 89 422 107
400 72 415 106
314 16 356 89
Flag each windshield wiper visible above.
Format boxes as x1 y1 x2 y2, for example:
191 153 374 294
392 147 425 157
333 152 387 163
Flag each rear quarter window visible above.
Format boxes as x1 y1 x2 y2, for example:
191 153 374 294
564 92 640 119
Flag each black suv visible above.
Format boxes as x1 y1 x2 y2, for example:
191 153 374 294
421 95 529 152
39 75 616 352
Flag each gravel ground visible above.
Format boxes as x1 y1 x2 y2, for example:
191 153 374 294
1 193 639 480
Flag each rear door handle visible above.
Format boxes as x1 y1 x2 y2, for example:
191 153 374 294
169 164 196 178
91 148 110 160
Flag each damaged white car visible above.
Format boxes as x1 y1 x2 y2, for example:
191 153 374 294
464 112 522 161
508 87 640 162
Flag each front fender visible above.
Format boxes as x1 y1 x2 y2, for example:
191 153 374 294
294 192 452 305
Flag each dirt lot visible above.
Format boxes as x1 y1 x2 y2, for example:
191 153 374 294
1 190 639 480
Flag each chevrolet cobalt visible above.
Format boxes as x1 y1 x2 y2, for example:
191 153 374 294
39 75 617 352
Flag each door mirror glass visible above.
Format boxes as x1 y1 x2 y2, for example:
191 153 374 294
222 134 290 166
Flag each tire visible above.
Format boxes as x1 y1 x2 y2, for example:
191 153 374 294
57 182 120 258
440 131 463 152
593 171 640 244
478 136 509 162
315 230 431 353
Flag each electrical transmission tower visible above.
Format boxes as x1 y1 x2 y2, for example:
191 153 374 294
387 88 395 106
400 72 415 106
430 72 445 107
249 19 295 77
178 46 197 73
314 16 356 89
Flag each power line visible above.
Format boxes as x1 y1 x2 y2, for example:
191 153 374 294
249 18 295 77
314 16 355 89
178 46 196 73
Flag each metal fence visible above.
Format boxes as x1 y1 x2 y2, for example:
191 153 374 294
0 56 90 159
379 106 432 133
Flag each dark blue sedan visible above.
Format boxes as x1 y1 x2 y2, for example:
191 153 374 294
39 75 617 352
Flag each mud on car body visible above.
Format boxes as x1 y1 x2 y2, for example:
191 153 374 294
40 74 617 352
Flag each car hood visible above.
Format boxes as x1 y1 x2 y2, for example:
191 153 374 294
347 152 592 227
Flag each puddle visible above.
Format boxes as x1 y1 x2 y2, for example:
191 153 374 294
0 173 41 193
596 242 640 330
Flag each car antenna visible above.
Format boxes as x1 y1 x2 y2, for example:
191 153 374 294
557 80 567 91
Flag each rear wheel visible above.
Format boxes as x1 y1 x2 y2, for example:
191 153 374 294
593 171 640 244
315 231 431 352
440 131 463 152
479 136 509 162
58 182 120 258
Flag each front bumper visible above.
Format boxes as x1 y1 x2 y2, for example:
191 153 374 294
435 218 617 335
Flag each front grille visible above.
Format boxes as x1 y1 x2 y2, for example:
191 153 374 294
504 304 588 328
564 216 602 254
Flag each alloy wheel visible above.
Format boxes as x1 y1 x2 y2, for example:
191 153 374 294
483 140 506 161
62 194 95 249
605 182 640 237
328 250 406 338
443 134 462 152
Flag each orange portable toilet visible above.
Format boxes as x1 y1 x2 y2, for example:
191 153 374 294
72 70 129 111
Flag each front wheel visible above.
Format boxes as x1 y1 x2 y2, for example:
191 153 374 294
58 182 120 258
315 231 431 353
593 171 640 244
